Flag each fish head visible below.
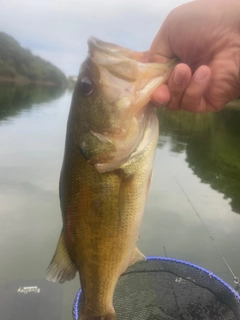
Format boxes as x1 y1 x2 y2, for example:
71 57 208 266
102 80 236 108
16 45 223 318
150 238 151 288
69 37 176 172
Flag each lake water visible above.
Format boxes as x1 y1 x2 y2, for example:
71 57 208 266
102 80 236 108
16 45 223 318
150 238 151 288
1 84 240 319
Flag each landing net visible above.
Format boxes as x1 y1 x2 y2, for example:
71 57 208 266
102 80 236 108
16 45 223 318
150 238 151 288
73 257 240 320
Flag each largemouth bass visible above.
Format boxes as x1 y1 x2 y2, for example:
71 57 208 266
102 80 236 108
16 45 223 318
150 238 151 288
46 38 175 320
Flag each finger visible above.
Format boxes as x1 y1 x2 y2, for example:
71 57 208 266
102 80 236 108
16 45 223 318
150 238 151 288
151 84 170 108
180 66 211 112
167 64 192 110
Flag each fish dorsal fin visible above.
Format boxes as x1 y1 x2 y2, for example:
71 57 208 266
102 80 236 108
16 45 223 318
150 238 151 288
129 247 146 267
46 230 77 283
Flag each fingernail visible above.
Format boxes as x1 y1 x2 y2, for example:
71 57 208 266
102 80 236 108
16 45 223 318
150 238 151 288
174 69 186 84
153 99 168 106
152 101 167 109
158 101 168 106
194 68 208 82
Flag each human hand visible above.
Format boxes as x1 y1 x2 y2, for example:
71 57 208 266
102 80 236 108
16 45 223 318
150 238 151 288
148 0 240 112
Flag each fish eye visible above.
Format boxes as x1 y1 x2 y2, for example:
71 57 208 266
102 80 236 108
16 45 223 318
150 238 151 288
80 77 94 96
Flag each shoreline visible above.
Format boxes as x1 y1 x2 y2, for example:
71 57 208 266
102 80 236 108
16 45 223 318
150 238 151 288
0 76 65 87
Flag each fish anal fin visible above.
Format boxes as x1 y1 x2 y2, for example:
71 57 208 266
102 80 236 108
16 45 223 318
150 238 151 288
129 247 146 267
46 230 77 283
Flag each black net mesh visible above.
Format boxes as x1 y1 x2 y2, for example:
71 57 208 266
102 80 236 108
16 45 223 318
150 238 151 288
73 257 240 320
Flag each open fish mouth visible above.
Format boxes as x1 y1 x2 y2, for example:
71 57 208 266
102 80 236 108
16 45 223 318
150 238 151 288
87 37 176 83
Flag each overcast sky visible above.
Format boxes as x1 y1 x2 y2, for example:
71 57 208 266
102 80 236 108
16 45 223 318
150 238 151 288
1 0 191 76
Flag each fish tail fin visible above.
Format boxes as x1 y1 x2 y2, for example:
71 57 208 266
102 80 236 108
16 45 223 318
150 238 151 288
46 230 77 283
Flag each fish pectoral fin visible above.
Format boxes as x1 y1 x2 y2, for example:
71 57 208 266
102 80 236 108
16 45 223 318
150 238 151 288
46 230 77 283
129 247 146 267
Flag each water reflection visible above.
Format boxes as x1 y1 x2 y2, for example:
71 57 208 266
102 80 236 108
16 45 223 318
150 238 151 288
0 83 66 122
1 85 239 318
157 105 240 214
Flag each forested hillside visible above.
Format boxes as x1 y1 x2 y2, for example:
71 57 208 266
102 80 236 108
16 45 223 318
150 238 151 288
0 32 67 86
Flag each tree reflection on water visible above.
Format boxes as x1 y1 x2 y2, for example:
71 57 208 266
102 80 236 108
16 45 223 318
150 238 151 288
0 83 66 122
157 104 240 214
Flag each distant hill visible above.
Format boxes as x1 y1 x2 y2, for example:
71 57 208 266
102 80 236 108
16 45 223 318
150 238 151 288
0 32 67 86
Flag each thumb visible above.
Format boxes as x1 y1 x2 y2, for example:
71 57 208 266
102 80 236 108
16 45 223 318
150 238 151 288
148 22 175 63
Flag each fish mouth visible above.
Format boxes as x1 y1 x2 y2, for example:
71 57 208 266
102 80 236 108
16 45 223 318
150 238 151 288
87 37 147 82
87 37 177 92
